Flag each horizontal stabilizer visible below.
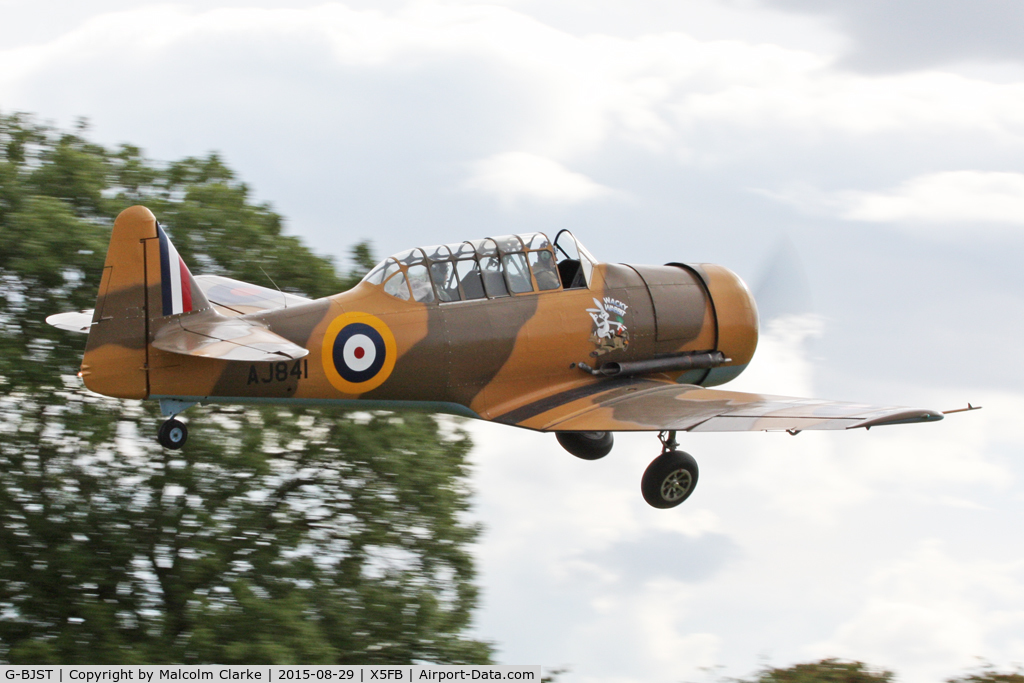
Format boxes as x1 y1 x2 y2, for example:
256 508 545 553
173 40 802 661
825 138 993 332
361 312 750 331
194 275 311 315
153 316 309 362
45 310 94 333
47 275 312 332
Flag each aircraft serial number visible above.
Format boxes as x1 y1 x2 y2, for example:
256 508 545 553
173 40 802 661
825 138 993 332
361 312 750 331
247 359 308 385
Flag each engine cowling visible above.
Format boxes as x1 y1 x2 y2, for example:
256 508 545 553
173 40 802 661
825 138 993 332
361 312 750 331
597 260 758 387
692 263 758 386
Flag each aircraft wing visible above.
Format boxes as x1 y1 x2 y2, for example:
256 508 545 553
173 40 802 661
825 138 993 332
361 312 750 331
494 378 943 433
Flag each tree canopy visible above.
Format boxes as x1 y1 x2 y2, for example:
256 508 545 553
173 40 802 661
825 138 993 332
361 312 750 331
948 664 1024 683
0 112 491 664
749 659 894 683
730 659 1024 683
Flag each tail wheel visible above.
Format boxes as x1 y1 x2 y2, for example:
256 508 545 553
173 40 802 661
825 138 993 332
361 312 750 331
158 418 188 450
556 431 614 460
641 450 698 508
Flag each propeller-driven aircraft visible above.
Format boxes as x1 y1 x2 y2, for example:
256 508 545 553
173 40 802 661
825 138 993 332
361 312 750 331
48 206 956 509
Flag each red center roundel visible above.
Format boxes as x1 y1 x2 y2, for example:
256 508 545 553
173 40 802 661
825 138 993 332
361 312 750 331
341 332 378 373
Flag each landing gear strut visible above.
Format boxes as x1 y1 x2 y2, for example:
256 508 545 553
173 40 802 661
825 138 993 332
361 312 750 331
158 418 188 450
641 431 699 509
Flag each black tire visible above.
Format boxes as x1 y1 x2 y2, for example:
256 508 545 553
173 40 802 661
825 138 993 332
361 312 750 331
556 431 614 460
641 450 698 508
158 418 188 450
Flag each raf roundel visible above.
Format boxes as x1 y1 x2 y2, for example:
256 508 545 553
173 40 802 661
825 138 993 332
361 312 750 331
321 313 397 394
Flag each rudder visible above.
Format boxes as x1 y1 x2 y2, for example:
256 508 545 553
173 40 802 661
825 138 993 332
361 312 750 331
81 206 210 399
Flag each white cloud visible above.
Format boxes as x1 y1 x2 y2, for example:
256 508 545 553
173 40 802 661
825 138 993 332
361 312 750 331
809 541 1024 683
759 171 1024 231
5 1 1024 171
843 171 1024 224
463 152 614 205
723 315 1013 516
728 313 824 398
676 69 1024 140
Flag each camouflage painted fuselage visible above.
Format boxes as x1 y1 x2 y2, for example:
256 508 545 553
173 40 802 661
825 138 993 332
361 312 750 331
81 206 760 431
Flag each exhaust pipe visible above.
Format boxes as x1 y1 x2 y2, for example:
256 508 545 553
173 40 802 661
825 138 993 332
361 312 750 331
578 350 729 378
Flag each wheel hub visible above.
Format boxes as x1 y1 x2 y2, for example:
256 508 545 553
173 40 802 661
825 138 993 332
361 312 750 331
661 468 693 502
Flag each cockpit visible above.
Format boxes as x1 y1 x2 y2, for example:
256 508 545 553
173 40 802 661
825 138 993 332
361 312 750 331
361 230 598 303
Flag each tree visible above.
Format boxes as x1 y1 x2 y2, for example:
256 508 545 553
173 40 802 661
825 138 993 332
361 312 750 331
541 667 569 683
746 659 894 683
0 112 492 664
948 664 1024 683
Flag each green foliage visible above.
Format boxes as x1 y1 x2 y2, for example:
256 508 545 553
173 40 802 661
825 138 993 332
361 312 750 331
541 667 569 683
0 112 491 664
340 241 378 292
732 659 1024 683
747 659 894 683
948 664 1024 683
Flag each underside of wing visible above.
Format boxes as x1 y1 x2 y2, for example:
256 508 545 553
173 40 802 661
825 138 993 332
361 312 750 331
152 316 309 362
193 274 312 315
493 378 943 432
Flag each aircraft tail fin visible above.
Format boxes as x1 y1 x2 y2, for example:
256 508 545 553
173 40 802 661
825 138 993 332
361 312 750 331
81 206 211 398
80 206 307 398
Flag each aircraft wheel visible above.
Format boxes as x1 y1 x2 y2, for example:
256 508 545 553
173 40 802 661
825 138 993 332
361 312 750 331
641 450 698 508
556 431 614 460
158 418 188 450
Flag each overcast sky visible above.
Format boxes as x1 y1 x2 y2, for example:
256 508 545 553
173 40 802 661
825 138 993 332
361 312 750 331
3 1 1023 681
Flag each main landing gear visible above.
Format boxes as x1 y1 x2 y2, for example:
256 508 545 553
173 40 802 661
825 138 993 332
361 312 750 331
555 429 699 508
556 431 614 460
641 431 699 509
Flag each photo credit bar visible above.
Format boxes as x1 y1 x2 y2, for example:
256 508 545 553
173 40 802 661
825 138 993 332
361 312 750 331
0 667 542 683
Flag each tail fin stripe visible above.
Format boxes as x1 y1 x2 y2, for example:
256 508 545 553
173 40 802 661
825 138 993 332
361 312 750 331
157 224 193 316
179 257 193 312
158 224 172 315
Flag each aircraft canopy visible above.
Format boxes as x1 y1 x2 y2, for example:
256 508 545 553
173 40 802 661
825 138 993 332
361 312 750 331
362 231 597 304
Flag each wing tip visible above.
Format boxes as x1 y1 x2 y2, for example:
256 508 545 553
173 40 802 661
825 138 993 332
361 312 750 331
851 409 944 430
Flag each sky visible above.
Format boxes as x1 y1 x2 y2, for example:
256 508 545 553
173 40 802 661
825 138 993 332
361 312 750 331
2 1 1023 681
